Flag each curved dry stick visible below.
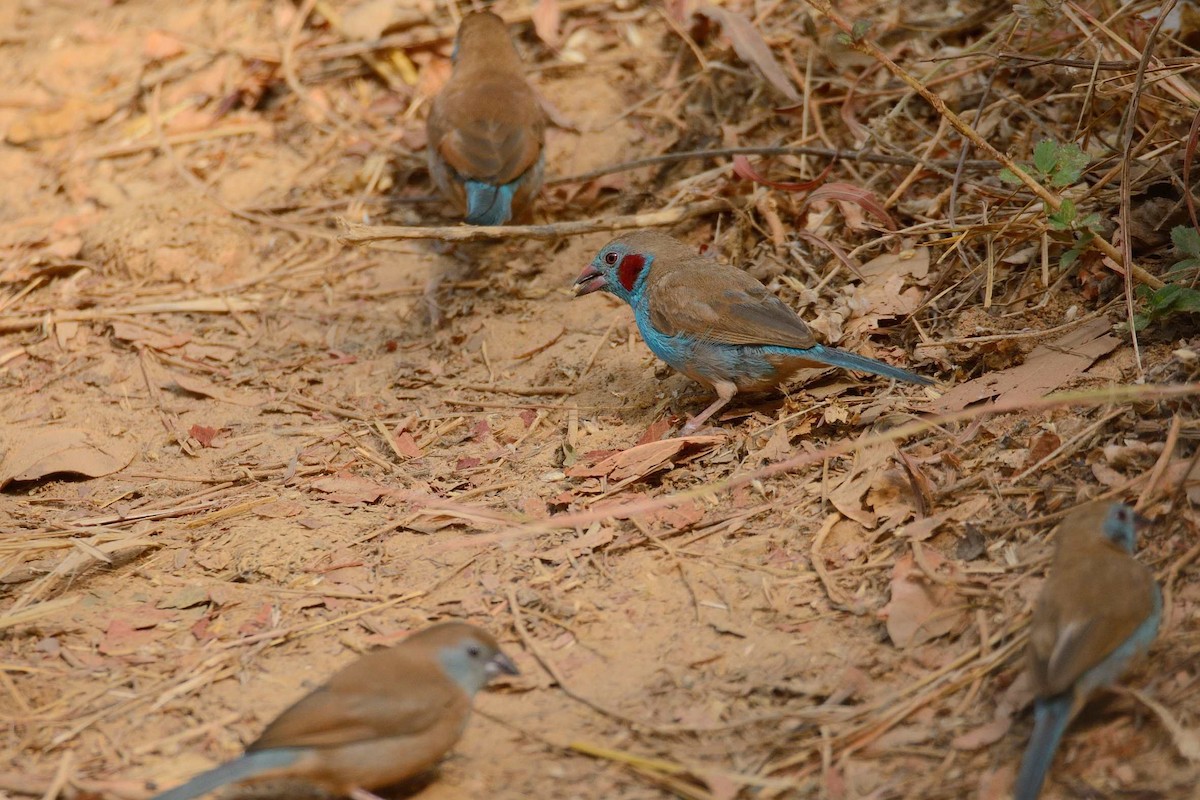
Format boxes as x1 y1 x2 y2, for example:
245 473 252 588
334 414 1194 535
339 198 733 244
547 146 1001 187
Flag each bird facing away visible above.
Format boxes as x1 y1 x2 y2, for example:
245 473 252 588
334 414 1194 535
426 11 545 225
148 622 518 800
1014 501 1161 800
572 230 933 434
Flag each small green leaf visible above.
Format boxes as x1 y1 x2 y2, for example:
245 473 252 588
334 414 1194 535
1047 199 1076 230
1049 144 1088 187
1148 284 1183 312
1061 248 1081 269
1169 258 1200 276
1171 226 1200 258
834 32 852 45
1033 139 1058 174
1172 287 1200 314
851 19 872 40
999 167 1021 184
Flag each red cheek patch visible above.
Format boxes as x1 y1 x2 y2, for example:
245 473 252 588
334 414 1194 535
617 254 646 292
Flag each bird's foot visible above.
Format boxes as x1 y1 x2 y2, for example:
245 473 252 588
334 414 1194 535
421 275 446 328
678 418 726 437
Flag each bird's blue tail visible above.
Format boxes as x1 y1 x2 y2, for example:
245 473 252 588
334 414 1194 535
464 180 518 225
804 343 933 386
1013 693 1073 800
149 748 302 800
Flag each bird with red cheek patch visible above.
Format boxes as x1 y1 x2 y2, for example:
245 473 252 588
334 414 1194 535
426 11 545 226
573 230 934 435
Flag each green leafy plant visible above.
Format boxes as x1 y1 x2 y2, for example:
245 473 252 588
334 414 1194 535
1133 226 1200 331
1001 139 1099 269
835 19 872 45
1168 225 1200 277
1000 139 1089 188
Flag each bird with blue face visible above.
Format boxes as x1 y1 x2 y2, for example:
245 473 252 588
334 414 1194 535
426 11 545 226
572 230 933 434
147 622 517 800
1014 501 1162 799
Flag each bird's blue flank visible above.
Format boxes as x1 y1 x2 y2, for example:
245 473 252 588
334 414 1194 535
1013 692 1073 800
1014 584 1161 800
779 343 933 385
150 749 301 800
1081 583 1162 694
628 310 929 390
464 179 518 225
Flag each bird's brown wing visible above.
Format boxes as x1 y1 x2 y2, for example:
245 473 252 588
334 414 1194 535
431 78 543 185
1029 551 1156 696
249 650 467 750
647 263 818 350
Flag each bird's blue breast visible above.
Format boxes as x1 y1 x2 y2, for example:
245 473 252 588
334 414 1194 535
631 302 782 390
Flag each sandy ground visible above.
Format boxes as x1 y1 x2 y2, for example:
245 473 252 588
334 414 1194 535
3 2 1199 800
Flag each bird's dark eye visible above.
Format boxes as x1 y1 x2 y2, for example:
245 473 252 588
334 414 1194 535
603 251 619 265
467 644 482 658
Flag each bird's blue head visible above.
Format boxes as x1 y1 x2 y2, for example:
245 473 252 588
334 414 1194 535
415 622 518 696
1101 502 1143 554
572 237 655 306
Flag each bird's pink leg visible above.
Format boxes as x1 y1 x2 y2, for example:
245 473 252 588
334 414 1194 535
348 788 389 800
680 380 737 435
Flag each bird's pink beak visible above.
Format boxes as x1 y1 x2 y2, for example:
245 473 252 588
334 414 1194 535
572 263 607 296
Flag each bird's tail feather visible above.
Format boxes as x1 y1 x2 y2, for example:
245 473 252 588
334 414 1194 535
149 749 301 800
464 180 517 225
1013 693 1073 800
806 344 933 386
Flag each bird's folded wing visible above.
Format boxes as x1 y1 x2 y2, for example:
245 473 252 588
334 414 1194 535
249 687 458 750
647 265 819 350
1033 555 1156 696
432 83 543 184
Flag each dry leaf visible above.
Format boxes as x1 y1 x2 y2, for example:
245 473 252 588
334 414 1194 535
253 500 304 518
310 474 390 504
339 0 424 39
6 98 118 144
189 424 223 448
931 318 1121 412
879 551 968 648
393 430 423 458
1128 687 1200 762
157 586 210 610
696 6 800 102
166 374 260 407
733 155 830 191
898 496 989 541
143 30 185 60
110 320 191 351
538 523 614 563
828 440 897 528
636 416 674 445
0 426 135 487
807 183 898 231
857 247 931 283
565 436 721 482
